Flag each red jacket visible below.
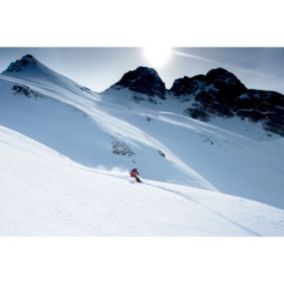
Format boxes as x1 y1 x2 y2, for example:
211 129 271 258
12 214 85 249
130 169 139 177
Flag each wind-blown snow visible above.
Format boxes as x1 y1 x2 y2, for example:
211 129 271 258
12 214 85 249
1 125 284 236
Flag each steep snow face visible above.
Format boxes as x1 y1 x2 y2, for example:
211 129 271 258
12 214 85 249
102 88 284 209
1 125 284 236
0 63 215 191
1 55 284 210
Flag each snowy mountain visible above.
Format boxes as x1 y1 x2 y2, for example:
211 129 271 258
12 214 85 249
0 54 284 235
169 67 284 137
111 66 166 99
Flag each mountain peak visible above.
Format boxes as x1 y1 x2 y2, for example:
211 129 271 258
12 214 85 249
170 67 247 97
112 66 166 99
2 54 92 95
4 54 39 73
206 67 247 93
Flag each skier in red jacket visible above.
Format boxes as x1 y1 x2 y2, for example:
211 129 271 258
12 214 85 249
130 168 142 183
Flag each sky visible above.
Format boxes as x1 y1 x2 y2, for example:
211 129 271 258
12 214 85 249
0 47 283 93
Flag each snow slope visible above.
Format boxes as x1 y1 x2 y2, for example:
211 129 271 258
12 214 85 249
102 88 284 209
0 55 284 211
1 125 284 236
0 57 216 192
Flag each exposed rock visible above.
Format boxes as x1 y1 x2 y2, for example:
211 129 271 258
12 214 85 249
170 75 207 96
112 141 134 156
170 67 284 136
264 120 284 136
184 108 210 122
5 54 38 73
206 103 234 117
12 84 43 99
206 68 247 98
112 66 166 99
158 150 166 158
236 110 266 122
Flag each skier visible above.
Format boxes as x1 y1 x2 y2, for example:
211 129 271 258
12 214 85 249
130 168 142 183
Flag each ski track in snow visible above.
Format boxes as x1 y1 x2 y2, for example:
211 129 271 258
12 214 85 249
143 181 262 236
1 125 284 235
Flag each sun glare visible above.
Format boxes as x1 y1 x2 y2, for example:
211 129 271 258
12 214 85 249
143 47 172 67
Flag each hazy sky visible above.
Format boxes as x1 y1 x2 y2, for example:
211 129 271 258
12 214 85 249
0 47 283 93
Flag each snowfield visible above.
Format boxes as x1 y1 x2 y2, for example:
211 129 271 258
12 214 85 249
0 55 284 235
1 125 284 236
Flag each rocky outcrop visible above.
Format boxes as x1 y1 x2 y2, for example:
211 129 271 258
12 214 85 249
4 54 38 73
170 75 207 97
171 68 284 137
111 66 166 99
12 84 43 99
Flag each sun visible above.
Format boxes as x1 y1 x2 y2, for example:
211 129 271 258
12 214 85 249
143 47 172 67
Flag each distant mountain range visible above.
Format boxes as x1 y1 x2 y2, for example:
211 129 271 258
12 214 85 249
2 54 284 137
111 64 284 137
